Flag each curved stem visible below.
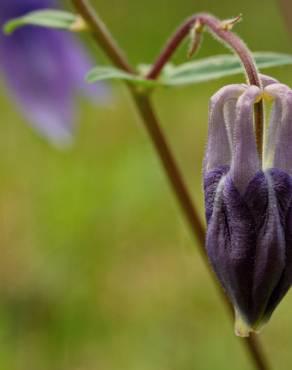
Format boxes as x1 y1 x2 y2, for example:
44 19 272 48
71 1 269 369
147 13 264 159
147 13 259 84
146 15 198 80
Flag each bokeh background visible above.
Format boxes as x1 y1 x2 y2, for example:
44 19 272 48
0 0 292 369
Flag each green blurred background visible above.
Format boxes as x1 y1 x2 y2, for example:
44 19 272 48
1 0 292 369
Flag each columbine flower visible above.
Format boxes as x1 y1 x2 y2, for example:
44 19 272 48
204 77 292 336
0 0 106 145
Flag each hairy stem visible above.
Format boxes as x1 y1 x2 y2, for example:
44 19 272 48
71 1 269 369
147 13 264 160
72 0 134 73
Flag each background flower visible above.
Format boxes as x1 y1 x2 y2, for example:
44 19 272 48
0 0 106 146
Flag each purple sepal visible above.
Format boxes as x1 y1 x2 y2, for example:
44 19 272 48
205 168 292 326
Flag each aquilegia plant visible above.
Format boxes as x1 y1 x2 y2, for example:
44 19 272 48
0 0 105 145
5 1 292 368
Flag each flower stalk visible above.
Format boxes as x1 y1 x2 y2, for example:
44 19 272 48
71 1 269 369
147 12 264 161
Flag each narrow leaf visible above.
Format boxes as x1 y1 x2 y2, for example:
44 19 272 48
160 52 292 86
3 10 78 34
86 67 159 88
86 52 292 90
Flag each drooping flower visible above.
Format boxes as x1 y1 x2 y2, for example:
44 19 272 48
0 0 106 145
204 77 292 336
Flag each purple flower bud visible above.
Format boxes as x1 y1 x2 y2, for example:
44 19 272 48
204 78 292 336
0 0 106 146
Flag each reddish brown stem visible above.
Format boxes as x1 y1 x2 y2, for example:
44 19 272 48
72 0 134 73
146 15 198 80
147 14 259 84
71 2 269 369
147 13 264 159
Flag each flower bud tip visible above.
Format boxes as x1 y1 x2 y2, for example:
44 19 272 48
70 15 88 32
221 14 242 31
235 310 253 337
187 21 203 58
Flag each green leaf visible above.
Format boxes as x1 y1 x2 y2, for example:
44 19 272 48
3 10 78 34
86 67 160 88
87 53 292 90
160 52 292 86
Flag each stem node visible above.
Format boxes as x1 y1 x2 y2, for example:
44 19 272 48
220 14 242 31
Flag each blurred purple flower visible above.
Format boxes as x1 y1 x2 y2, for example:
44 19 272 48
203 77 292 336
0 0 106 145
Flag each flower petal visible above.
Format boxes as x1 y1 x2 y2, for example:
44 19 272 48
206 169 287 328
265 83 292 174
246 171 286 325
0 0 107 144
0 27 76 144
59 32 108 102
205 172 260 326
230 86 261 194
204 84 246 174
264 83 290 169
262 169 292 321
260 74 279 87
